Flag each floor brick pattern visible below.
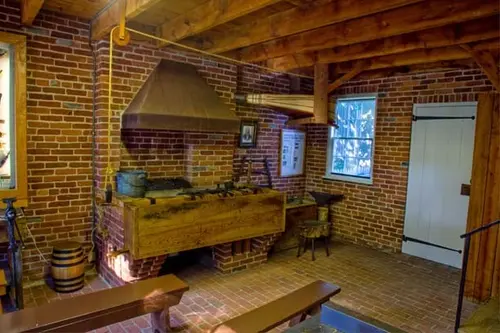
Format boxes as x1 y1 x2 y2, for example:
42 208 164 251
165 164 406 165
23 243 476 333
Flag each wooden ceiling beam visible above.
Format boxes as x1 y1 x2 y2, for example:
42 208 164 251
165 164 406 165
21 0 44 25
462 44 500 92
195 0 422 54
157 0 280 48
331 39 499 74
91 0 162 40
268 16 500 71
354 59 478 80
233 0 499 63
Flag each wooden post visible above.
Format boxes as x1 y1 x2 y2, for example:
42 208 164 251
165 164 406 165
313 63 329 124
465 93 500 301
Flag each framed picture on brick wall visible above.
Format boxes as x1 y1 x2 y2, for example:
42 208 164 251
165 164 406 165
239 120 258 148
280 129 306 177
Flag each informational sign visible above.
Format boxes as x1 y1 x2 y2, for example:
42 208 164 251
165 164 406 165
280 129 306 177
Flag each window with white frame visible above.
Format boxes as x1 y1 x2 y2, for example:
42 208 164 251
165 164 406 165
325 96 377 184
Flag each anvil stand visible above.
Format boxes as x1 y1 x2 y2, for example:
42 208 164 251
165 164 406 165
3 197 24 310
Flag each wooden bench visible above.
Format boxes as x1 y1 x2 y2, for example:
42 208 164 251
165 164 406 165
0 274 188 333
211 280 340 333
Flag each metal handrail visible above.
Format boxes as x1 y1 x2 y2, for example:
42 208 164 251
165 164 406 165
460 220 500 239
454 220 500 332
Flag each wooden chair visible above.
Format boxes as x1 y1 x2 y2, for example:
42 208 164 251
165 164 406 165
211 280 340 333
297 220 332 261
0 274 189 333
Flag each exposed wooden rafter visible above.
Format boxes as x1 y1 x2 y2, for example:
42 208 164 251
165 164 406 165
157 0 280 48
328 61 366 93
193 0 422 54
331 39 499 74
91 0 163 40
232 0 499 63
21 0 44 25
267 16 500 71
462 44 500 92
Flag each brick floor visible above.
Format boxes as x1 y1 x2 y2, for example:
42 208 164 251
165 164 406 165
23 242 477 333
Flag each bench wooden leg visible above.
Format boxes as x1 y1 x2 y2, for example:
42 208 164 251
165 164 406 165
297 237 302 257
151 308 171 333
288 304 322 327
150 291 185 333
325 236 330 257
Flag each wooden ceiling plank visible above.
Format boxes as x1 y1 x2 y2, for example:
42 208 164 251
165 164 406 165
328 62 366 93
331 39 499 74
197 0 422 54
462 44 500 92
268 16 500 71
157 0 281 47
235 0 499 63
91 0 163 40
21 0 45 25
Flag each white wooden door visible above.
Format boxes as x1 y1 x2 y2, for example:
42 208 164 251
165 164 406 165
403 102 476 268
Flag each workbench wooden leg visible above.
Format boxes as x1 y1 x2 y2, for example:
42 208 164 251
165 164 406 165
325 236 330 257
311 239 315 261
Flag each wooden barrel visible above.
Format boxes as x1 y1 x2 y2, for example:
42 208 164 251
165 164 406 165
51 241 84 293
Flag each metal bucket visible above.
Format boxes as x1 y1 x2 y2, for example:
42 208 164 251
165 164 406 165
116 170 147 197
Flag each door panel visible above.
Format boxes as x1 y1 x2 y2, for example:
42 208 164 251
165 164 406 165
403 103 476 268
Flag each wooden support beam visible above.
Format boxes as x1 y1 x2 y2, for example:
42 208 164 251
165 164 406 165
233 0 499 63
313 63 329 124
462 44 500 92
331 39 499 75
287 63 329 126
21 0 44 25
328 62 366 93
157 0 280 48
91 0 162 40
196 0 422 54
268 16 500 71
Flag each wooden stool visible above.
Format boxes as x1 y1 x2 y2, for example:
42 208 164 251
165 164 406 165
297 220 331 261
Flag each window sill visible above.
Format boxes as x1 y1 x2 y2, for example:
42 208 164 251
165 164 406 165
323 174 373 185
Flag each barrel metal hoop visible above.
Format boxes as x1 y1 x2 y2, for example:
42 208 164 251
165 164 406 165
52 251 83 261
52 273 85 283
51 258 85 268
53 247 83 254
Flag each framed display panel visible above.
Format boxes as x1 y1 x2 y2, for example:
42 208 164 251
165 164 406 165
0 32 27 208
280 129 306 177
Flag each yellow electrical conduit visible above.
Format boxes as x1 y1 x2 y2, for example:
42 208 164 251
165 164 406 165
104 25 314 188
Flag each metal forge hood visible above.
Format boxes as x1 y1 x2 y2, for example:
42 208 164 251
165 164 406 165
121 60 240 133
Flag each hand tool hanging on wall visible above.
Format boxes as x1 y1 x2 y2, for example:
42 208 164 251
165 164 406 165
234 157 273 188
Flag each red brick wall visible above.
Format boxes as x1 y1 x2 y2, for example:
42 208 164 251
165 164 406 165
305 68 494 252
120 129 185 179
0 0 94 282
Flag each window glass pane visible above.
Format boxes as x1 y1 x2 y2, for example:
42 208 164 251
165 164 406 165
0 44 15 189
329 97 376 181
334 98 376 139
